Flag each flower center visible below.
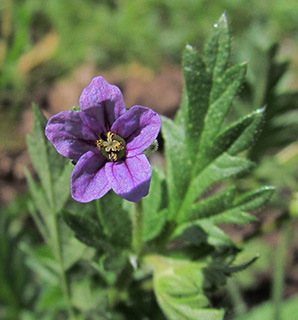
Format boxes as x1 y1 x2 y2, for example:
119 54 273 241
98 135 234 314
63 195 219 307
96 132 126 161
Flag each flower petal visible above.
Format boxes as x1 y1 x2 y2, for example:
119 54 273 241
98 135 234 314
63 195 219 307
111 106 161 157
71 151 111 202
45 111 101 161
79 76 126 131
105 154 152 202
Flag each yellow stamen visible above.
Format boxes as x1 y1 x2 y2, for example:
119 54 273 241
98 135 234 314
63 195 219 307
96 131 126 161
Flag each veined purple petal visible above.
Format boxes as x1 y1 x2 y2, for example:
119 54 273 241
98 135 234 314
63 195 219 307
71 151 111 202
105 154 152 202
45 111 101 161
111 106 161 157
79 76 126 131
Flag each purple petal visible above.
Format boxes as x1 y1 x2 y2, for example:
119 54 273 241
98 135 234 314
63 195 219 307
79 76 126 131
111 106 161 157
71 151 111 202
45 111 101 161
105 154 152 202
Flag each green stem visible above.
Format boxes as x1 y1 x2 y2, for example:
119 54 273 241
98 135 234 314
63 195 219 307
96 199 109 235
227 278 247 316
272 222 292 320
51 214 76 320
132 201 144 257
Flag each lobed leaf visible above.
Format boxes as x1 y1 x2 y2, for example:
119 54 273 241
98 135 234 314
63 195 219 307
212 108 264 157
204 13 230 81
177 153 254 222
173 221 234 248
198 63 247 164
181 187 236 223
234 186 275 211
182 45 211 156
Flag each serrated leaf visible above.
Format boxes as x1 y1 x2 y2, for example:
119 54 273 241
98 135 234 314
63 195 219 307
212 109 264 157
162 117 192 219
149 256 225 320
204 13 230 80
188 187 274 226
177 153 254 222
182 45 211 155
143 168 167 241
234 186 275 211
26 105 52 200
26 104 72 212
182 187 236 223
198 63 247 164
173 221 234 247
209 209 257 225
226 256 259 274
98 191 132 248
62 211 108 249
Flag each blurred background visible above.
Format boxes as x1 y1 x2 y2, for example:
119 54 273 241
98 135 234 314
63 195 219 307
1 0 298 319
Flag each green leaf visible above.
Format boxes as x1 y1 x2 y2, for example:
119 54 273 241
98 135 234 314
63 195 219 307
26 104 71 212
212 109 264 158
234 296 298 320
25 168 51 218
182 187 274 227
182 187 236 223
162 117 192 219
21 243 59 285
209 208 257 225
204 13 230 80
182 45 211 155
149 256 225 320
62 211 108 249
198 63 247 163
143 167 168 241
173 221 234 248
52 163 73 212
177 153 254 223
234 186 275 211
98 191 132 248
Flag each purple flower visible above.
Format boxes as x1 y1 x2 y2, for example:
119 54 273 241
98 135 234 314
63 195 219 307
45 76 161 203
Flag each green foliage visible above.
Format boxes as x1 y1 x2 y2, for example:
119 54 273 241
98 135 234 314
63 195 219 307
241 43 298 159
149 256 225 320
234 295 298 320
23 14 279 320
155 14 274 318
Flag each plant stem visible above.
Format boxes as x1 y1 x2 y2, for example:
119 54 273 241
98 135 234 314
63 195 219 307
51 214 76 320
132 201 144 257
272 222 292 320
227 278 247 316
